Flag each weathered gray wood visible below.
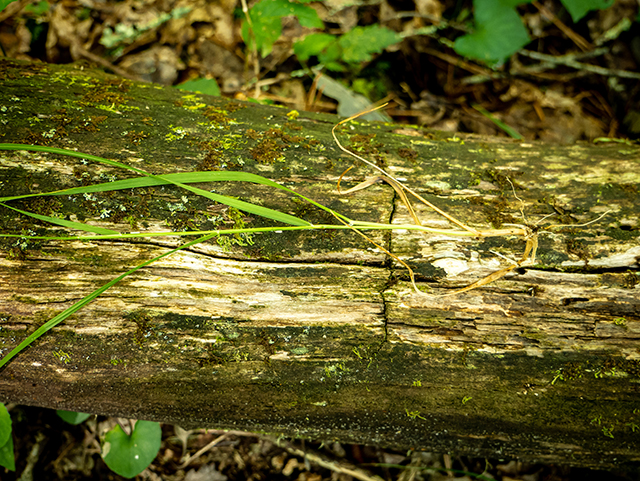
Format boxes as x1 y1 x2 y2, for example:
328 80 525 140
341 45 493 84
1 58 639 470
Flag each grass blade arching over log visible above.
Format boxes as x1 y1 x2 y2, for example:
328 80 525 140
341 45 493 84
0 143 364 368
0 144 313 227
0 233 217 369
0 202 120 235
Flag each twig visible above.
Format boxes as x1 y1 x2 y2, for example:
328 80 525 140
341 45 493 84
240 0 261 99
422 47 496 78
518 49 640 80
532 1 592 51
18 432 47 481
178 433 228 468
70 43 145 82
271 438 386 481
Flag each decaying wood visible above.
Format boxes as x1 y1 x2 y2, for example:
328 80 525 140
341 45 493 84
0 58 639 470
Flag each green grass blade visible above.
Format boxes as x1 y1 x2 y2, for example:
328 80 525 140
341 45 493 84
0 233 217 369
0 170 351 224
0 144 312 226
0 202 119 235
471 104 523 140
0 143 155 176
175 183 311 226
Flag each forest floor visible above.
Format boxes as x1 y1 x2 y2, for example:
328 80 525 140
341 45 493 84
1 0 640 480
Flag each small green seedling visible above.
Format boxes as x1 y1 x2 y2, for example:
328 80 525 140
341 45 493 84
102 420 162 479
551 369 565 385
405 408 426 420
614 317 627 327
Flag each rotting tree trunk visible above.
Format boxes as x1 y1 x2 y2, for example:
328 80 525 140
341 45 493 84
0 58 639 470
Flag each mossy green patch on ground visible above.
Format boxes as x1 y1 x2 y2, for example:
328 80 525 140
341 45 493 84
250 138 285 164
202 106 232 125
78 78 133 108
605 227 640 241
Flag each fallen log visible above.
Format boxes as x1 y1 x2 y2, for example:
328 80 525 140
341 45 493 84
0 58 639 470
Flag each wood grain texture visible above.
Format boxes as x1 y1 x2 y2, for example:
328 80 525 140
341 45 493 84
0 58 639 470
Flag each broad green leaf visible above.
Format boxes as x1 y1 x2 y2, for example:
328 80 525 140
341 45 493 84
338 26 401 64
24 0 49 16
319 42 347 71
0 434 14 472
57 410 92 425
0 0 17 13
0 404 14 472
255 0 322 28
454 0 531 65
175 78 220 96
560 0 614 23
0 404 11 446
102 420 161 479
474 0 531 22
242 15 281 58
243 0 322 57
293 33 337 63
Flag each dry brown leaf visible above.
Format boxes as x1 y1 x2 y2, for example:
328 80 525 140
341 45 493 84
118 45 184 84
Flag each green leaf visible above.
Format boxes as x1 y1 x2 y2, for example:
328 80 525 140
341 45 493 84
57 410 92 425
242 14 282 58
0 0 18 13
0 144 348 370
243 0 322 57
102 420 161 479
0 434 14 472
338 26 401 64
255 0 322 28
0 404 14 472
319 42 346 71
0 404 11 446
560 0 614 23
293 33 337 63
454 0 531 65
24 0 49 16
175 78 220 96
